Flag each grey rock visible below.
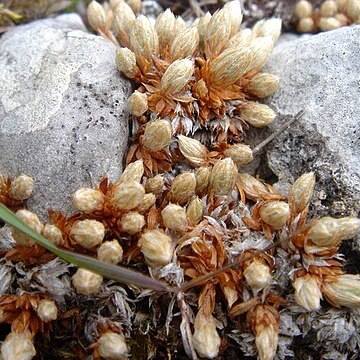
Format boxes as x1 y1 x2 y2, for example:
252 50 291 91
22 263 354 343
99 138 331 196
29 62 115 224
0 14 131 219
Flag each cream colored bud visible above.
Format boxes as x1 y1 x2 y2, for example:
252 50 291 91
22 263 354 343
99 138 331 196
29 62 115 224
136 193 156 213
252 18 282 42
186 197 203 226
240 102 276 127
113 2 135 46
224 0 243 35
70 220 105 249
119 160 144 184
223 144 253 166
103 2 114 30
247 36 274 73
98 332 128 360
193 312 221 359
335 0 347 12
289 172 315 213
210 158 238 195
247 73 280 98
244 260 272 292
161 204 188 232
115 48 138 79
320 0 338 17
293 275 322 311
87 1 106 30
97 239 123 264
322 274 360 308
347 0 360 20
138 230 173 266
334 13 349 25
111 181 145 211
37 299 57 322
319 17 342 31
73 188 105 213
128 91 148 116
297 17 315 32
237 173 269 201
197 12 211 51
170 27 199 61
121 211 145 234
1 331 36 360
160 59 194 95
195 166 211 195
259 201 290 230
110 0 122 9
72 268 103 295
127 0 142 14
178 135 208 167
9 174 34 201
42 224 63 245
145 175 164 194
155 9 176 49
294 0 313 19
225 28 252 50
143 119 172 152
174 16 186 35
12 209 43 246
170 172 196 205
255 324 278 360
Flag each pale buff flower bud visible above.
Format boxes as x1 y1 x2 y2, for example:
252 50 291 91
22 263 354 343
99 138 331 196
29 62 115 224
145 175 164 194
289 172 315 213
319 17 342 31
247 73 280 98
210 158 238 195
127 0 142 14
170 27 199 61
195 166 211 195
9 174 34 201
293 274 322 311
247 36 274 74
161 203 188 232
113 2 135 46
72 268 103 295
225 28 252 50
1 331 36 360
347 0 360 20
194 79 208 98
160 59 194 95
186 197 203 226
136 193 156 213
97 239 123 264
87 1 106 31
320 0 338 17
240 102 276 127
103 3 114 30
98 332 128 360
155 9 176 49
223 0 243 35
70 219 105 249
111 181 145 211
197 12 211 51
335 0 347 12
237 173 269 201
334 13 349 26
37 299 58 322
42 224 63 246
255 323 278 360
223 144 253 167
174 16 187 36
322 274 360 308
118 160 144 184
252 18 282 42
121 211 145 234
170 172 196 205
259 201 290 230
193 312 221 359
294 0 313 19
115 48 139 79
178 135 208 167
243 260 272 292
297 17 315 32
12 209 43 246
110 0 122 9
128 91 148 116
138 229 173 266
73 188 105 213
143 119 172 152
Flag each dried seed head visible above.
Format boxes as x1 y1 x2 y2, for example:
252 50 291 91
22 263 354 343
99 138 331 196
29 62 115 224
289 172 315 214
247 36 274 73
98 332 128 360
293 274 322 311
186 197 203 226
255 323 278 360
170 27 199 61
259 201 290 230
223 144 253 167
223 0 243 35
121 211 146 234
9 174 34 200
247 73 280 98
72 268 103 295
197 12 212 51
127 0 142 14
136 193 156 213
170 172 196 205
178 135 208 167
70 219 105 249
113 2 135 46
161 203 188 232
138 229 173 266
1 331 36 360
12 209 43 246
143 119 172 152
37 299 57 323
320 0 338 17
97 239 123 264
73 188 105 213
319 17 342 31
195 166 211 195
160 59 194 95
155 9 176 49
118 160 144 184
115 47 139 79
145 175 164 195
111 181 145 211
42 224 63 246
237 173 269 201
225 28 252 50
243 260 272 292
87 1 106 31
252 18 282 42
128 91 148 116
322 274 360 308
294 0 313 19
193 312 221 359
240 102 276 127
297 17 315 32
210 158 238 195
347 0 360 20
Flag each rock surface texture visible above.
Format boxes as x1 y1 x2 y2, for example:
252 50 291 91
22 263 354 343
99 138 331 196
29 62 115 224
0 14 131 219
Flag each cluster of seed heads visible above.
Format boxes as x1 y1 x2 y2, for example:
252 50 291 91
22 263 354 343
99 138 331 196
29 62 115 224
294 0 360 32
